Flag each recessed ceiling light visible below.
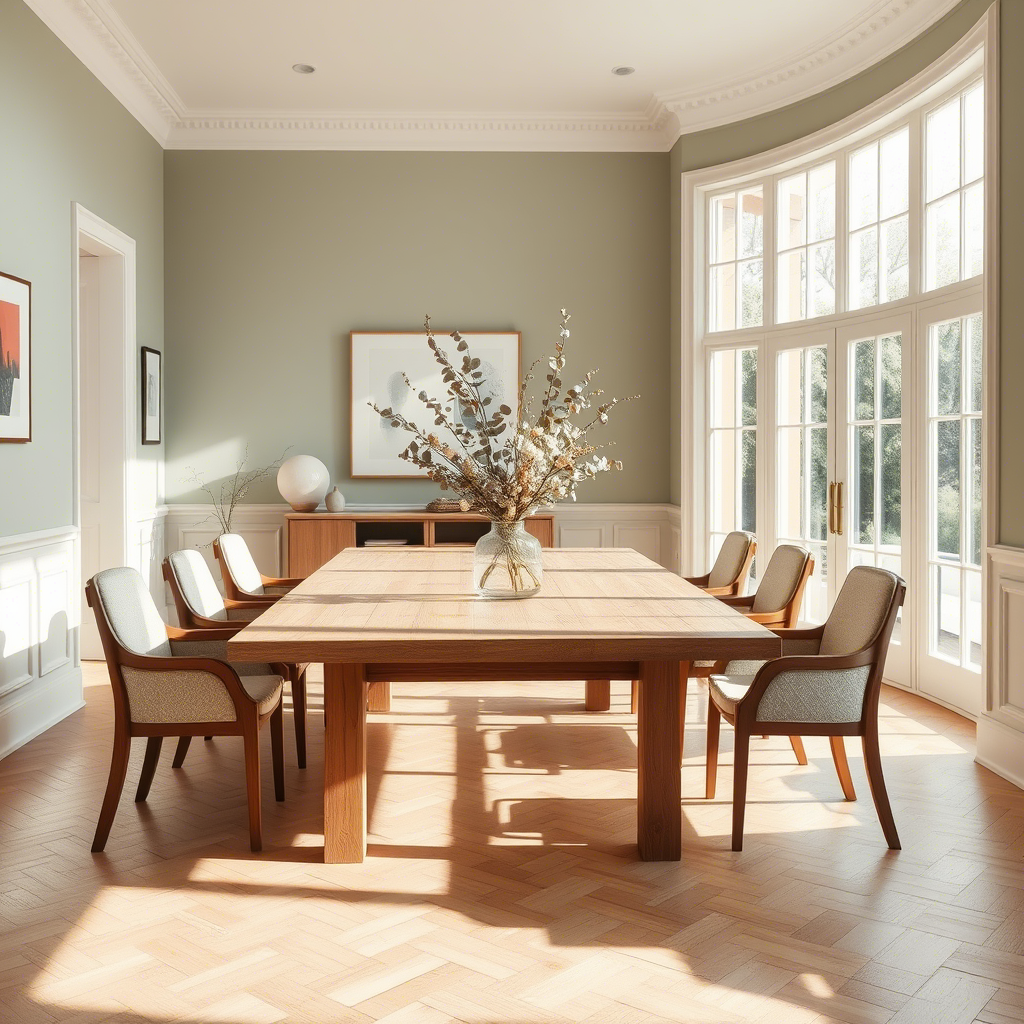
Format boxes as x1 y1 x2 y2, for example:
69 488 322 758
292 63 316 74
611 66 635 76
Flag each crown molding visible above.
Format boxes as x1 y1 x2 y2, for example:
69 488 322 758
24 0 962 152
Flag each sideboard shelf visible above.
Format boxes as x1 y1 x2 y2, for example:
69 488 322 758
286 510 555 577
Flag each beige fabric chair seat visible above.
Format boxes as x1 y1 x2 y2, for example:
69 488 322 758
240 675 285 717
707 673 755 716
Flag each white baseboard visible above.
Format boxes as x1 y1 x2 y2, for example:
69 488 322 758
976 714 1024 790
0 663 84 761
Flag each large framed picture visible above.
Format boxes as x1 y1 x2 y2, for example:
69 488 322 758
0 271 31 443
350 331 520 478
141 346 162 444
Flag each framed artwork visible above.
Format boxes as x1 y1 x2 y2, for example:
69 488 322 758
350 331 520 478
141 346 162 444
0 271 31 443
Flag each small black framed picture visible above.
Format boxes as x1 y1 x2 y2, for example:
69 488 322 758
141 346 161 445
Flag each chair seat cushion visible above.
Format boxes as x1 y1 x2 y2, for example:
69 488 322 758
708 673 755 716
240 675 284 717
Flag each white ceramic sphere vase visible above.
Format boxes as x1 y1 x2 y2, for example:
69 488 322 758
277 455 330 512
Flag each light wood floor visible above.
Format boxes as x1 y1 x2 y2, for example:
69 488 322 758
2 663 1023 1024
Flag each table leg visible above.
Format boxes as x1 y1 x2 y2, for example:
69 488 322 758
585 679 611 711
637 660 685 861
367 681 391 712
323 663 367 863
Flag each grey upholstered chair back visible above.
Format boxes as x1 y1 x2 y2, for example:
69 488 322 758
750 544 812 613
708 531 755 589
167 549 228 621
219 534 265 596
820 565 901 656
91 566 171 657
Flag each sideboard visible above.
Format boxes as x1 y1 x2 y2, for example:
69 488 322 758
286 510 556 577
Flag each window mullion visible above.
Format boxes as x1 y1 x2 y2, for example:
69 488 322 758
909 108 924 298
764 175 777 329
836 149 849 314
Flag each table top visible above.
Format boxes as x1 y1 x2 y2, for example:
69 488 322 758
226 547 782 665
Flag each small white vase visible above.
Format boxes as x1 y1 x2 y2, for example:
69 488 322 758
325 486 346 513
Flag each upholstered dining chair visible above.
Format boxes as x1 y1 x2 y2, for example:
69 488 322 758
214 533 303 602
705 565 906 851
86 566 286 853
685 530 757 597
163 549 309 769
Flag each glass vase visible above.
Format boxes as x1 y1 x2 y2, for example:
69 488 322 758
473 521 543 599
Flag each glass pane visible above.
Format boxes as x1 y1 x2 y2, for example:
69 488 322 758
808 162 836 243
879 215 910 303
741 428 757 533
739 259 763 327
935 419 961 559
880 334 902 419
710 349 737 427
777 426 805 538
880 423 902 547
968 315 983 413
710 263 736 332
809 425 828 542
710 431 737 531
963 82 984 185
927 97 961 201
778 173 806 250
933 564 961 663
809 240 835 317
883 551 904 642
809 346 827 424
741 348 758 426
739 188 763 258
880 127 910 218
711 193 736 263
970 416 982 567
926 192 961 291
854 424 875 544
935 319 961 415
963 181 984 280
849 142 878 231
849 227 878 309
777 249 807 322
853 339 875 421
777 349 804 426
967 570 982 669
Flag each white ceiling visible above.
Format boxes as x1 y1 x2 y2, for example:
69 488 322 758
26 0 960 150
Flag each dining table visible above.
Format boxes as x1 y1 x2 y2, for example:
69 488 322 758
227 546 781 863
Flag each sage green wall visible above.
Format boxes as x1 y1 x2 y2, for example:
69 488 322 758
164 152 670 505
668 0 1019 547
0 0 164 537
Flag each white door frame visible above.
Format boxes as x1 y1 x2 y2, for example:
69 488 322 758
72 204 137 652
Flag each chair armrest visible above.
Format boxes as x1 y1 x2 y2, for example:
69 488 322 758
261 576 303 589
683 573 710 588
166 624 241 642
718 595 755 609
772 624 825 655
224 597 278 609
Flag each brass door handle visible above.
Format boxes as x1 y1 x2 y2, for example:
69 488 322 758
828 482 836 535
836 480 844 536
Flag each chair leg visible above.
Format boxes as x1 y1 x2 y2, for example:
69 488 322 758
291 667 307 769
243 721 263 852
630 680 638 714
731 728 751 852
171 736 191 769
271 704 285 803
92 729 131 852
862 731 900 849
135 737 163 802
678 670 689 765
204 736 212 741
789 736 808 765
705 700 721 799
830 736 856 801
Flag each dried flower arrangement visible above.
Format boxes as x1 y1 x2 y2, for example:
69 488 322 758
370 310 636 593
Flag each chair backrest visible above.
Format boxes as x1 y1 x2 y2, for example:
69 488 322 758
89 566 171 658
820 565 903 656
708 531 756 590
750 544 813 616
217 534 265 596
166 549 228 622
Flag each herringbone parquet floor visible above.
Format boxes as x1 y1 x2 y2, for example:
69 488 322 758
2 663 1023 1024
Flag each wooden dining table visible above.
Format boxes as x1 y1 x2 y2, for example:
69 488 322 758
227 546 781 863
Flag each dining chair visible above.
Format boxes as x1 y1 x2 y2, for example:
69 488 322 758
86 566 286 853
214 533 303 601
163 549 309 769
705 565 906 851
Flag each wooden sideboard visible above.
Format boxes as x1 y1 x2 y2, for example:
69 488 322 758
286 511 556 578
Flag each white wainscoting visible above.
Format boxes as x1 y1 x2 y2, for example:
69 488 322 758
977 545 1024 789
161 503 682 620
0 527 83 760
